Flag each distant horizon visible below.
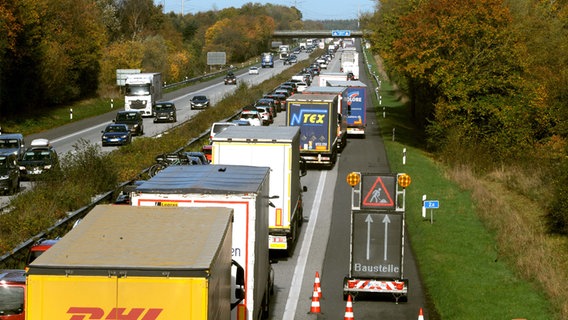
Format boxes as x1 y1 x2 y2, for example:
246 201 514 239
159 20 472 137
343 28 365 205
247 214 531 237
155 0 376 21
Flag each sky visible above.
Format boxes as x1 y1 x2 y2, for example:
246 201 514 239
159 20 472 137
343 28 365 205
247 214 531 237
156 0 376 21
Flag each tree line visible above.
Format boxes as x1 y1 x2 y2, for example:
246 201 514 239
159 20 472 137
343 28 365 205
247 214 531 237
0 0 350 116
363 0 568 233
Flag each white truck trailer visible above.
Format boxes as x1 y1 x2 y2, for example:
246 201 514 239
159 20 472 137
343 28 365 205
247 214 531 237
124 72 162 117
211 126 307 256
131 164 273 320
340 48 360 80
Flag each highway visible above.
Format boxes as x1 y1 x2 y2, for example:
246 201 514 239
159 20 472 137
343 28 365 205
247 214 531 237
2 45 429 319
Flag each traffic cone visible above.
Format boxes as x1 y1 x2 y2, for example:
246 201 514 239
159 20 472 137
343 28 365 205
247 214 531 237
344 294 354 320
314 271 322 299
417 308 424 320
308 283 321 314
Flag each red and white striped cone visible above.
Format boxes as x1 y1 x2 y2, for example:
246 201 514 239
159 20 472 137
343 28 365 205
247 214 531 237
308 283 321 314
314 271 322 299
344 294 354 320
418 307 424 320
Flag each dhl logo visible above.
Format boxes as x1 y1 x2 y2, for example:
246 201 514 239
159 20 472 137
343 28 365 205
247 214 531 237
347 92 362 103
67 307 162 320
289 108 328 126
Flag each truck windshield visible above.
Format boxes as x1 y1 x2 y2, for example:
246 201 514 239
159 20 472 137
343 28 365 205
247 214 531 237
0 286 24 315
126 84 150 95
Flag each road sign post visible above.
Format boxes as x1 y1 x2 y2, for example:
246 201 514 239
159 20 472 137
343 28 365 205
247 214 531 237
423 200 439 224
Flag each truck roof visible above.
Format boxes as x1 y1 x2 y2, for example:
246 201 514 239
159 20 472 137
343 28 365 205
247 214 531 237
212 126 299 143
135 164 270 194
287 93 338 102
326 80 367 87
304 86 347 94
27 205 233 276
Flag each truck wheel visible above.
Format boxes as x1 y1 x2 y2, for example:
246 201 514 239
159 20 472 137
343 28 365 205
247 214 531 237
149 163 167 177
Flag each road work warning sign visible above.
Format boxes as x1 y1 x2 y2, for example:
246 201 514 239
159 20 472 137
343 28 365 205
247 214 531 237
361 174 396 210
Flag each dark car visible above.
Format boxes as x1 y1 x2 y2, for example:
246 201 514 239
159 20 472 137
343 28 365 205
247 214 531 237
190 95 210 109
224 72 237 85
0 153 20 195
114 111 144 136
18 139 59 180
283 58 292 65
263 93 287 112
183 151 210 165
101 123 132 147
153 101 177 123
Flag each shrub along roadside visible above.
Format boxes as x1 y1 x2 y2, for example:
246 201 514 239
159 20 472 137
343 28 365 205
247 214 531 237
369 54 559 318
0 55 317 259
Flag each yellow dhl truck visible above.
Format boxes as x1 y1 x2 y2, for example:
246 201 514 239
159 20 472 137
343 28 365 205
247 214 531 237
25 205 244 320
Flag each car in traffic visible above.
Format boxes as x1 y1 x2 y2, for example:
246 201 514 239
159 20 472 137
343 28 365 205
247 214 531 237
239 107 262 126
183 151 209 165
153 101 177 123
0 133 26 161
255 98 277 118
288 55 298 63
248 66 260 75
224 72 237 85
18 139 59 180
255 106 273 126
283 58 292 65
26 238 60 266
263 93 287 112
0 153 20 195
0 269 26 319
190 95 210 109
114 111 144 136
101 123 132 147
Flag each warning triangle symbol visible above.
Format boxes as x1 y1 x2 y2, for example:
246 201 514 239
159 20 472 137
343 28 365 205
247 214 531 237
362 176 395 207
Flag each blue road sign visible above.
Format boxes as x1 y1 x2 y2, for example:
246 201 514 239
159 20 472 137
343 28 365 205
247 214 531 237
424 200 439 209
331 30 351 37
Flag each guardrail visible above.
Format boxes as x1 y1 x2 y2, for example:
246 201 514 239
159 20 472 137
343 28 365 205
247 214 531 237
0 111 242 269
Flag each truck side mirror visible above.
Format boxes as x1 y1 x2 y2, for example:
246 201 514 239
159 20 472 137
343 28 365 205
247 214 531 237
232 260 246 307
300 158 307 177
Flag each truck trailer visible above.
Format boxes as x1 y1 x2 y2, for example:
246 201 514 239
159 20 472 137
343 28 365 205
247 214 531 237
26 205 242 320
326 80 368 137
211 126 307 256
131 165 273 320
340 48 359 80
286 93 341 168
124 72 162 117
302 87 348 152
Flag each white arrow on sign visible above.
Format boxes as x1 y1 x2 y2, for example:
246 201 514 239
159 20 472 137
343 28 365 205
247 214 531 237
382 215 391 261
365 214 373 260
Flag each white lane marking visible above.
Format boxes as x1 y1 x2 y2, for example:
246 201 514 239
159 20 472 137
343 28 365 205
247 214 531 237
283 170 327 320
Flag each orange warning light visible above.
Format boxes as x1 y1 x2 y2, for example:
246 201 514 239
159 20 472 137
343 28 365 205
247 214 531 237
397 173 411 188
346 172 360 187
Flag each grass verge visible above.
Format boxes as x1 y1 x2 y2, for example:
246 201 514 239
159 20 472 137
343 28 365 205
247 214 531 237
366 50 560 319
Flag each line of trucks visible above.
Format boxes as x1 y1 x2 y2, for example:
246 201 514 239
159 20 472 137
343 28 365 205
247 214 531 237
24 126 309 320
18 46 376 319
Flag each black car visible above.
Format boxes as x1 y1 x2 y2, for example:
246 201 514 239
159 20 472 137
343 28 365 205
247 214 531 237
224 72 237 85
283 58 292 65
18 139 59 180
0 153 20 195
114 111 144 136
153 101 177 123
101 123 132 147
190 95 210 109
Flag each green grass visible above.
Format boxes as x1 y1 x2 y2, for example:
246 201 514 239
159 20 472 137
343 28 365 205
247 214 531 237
365 49 558 319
